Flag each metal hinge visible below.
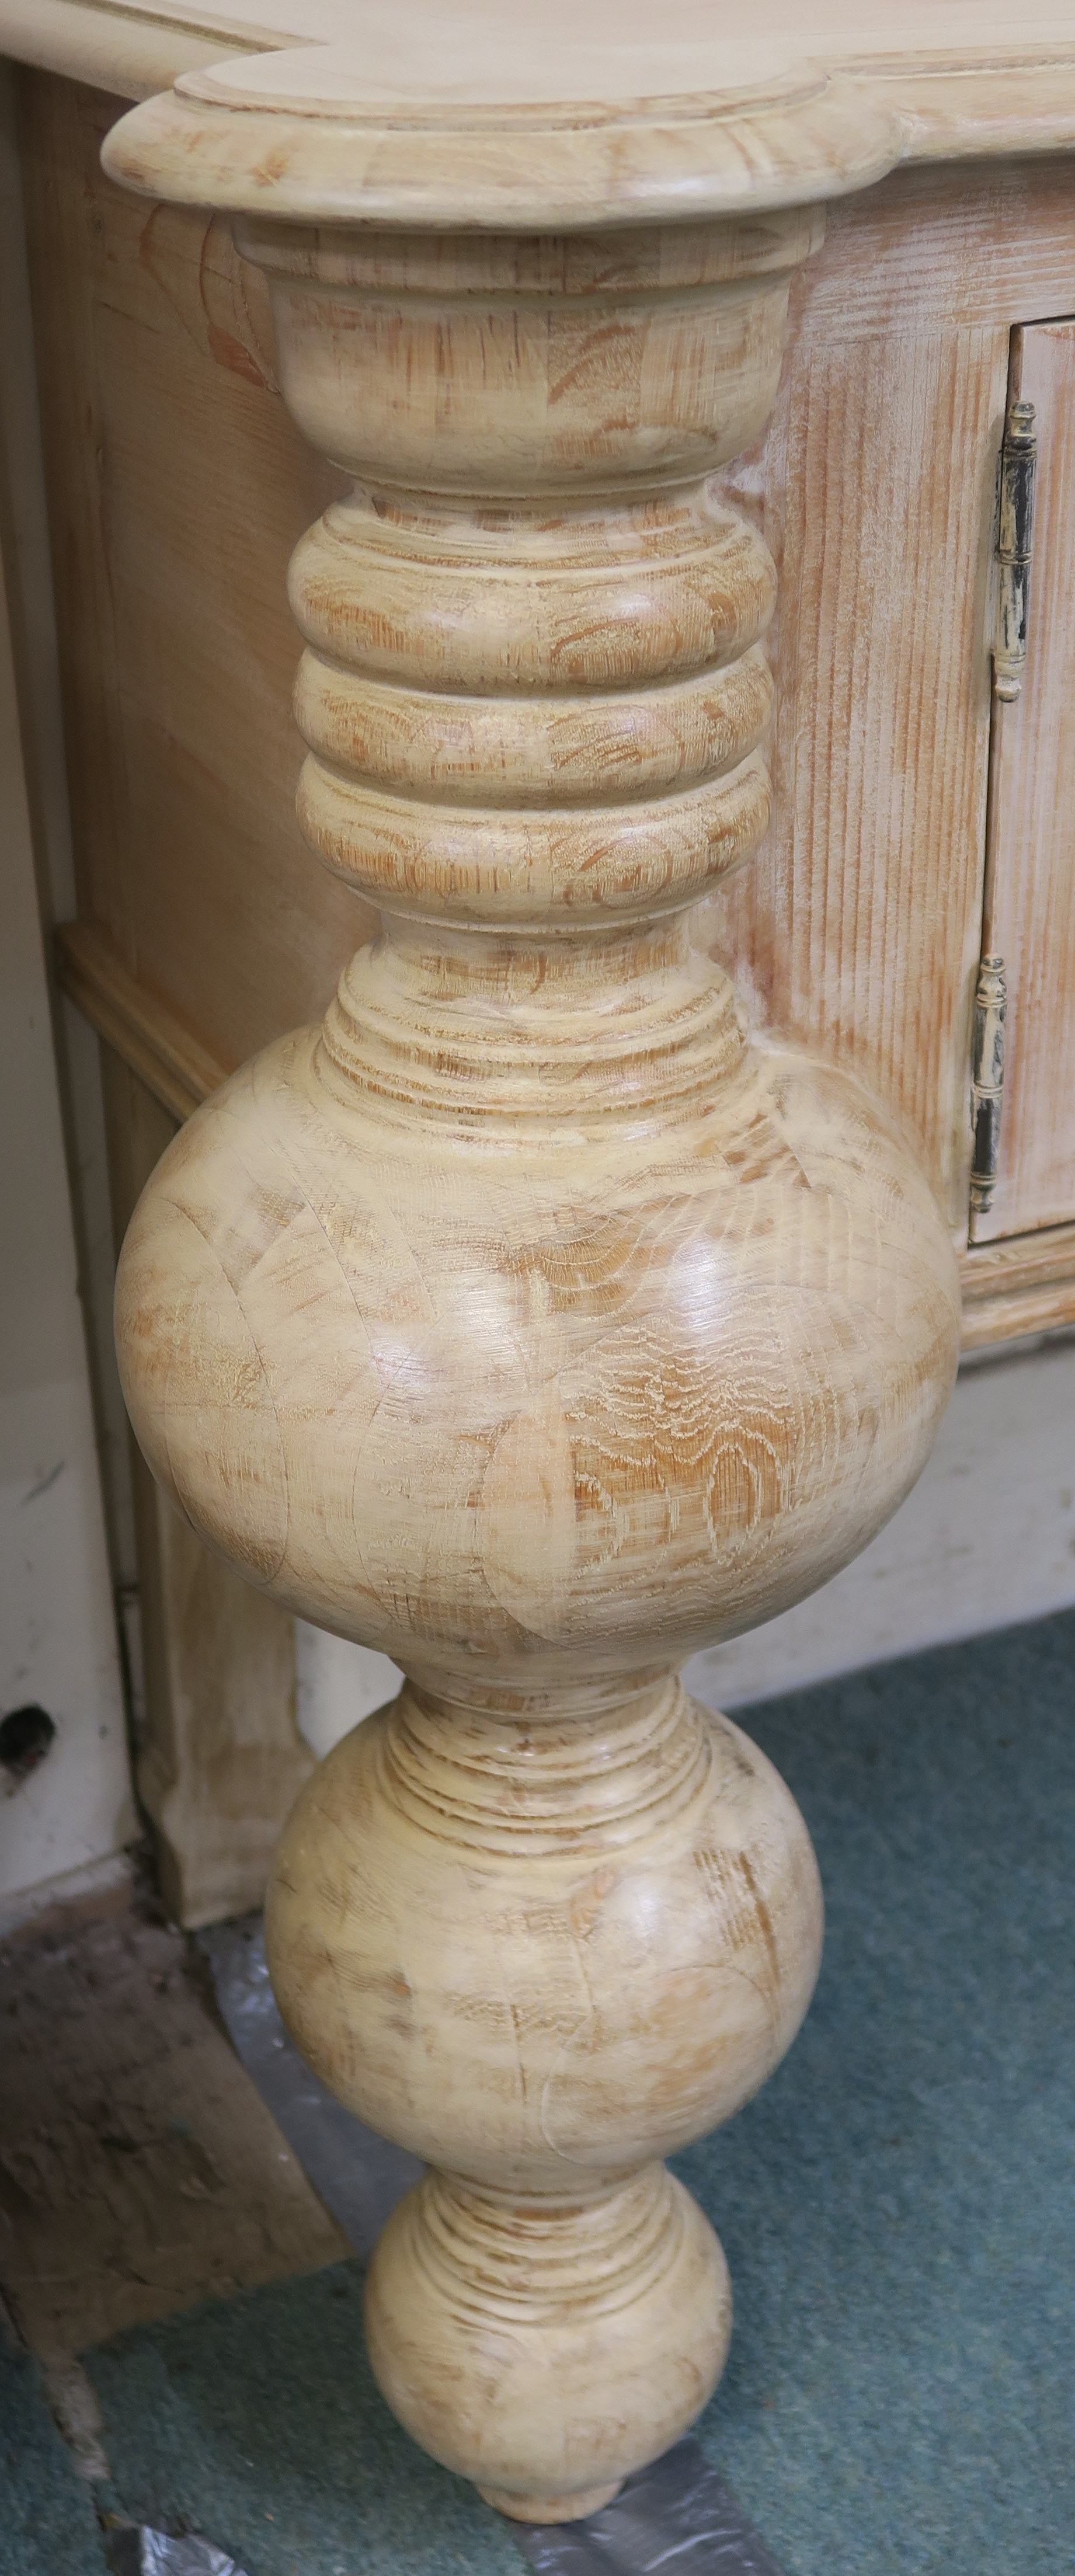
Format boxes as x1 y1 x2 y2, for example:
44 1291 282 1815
969 955 1006 1216
993 397 1037 701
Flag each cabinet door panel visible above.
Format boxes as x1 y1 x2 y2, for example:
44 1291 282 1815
975 320 1075 1241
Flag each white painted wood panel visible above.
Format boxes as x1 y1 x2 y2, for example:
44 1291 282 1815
0 541 135 1905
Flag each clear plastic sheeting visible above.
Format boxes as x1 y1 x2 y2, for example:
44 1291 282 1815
106 2532 248 2575
507 2440 787 2574
197 1914 422 2255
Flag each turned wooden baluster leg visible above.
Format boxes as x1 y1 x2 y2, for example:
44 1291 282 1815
107 141 960 2518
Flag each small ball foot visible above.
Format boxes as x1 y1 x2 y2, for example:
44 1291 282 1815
479 2481 624 2522
365 2163 730 2511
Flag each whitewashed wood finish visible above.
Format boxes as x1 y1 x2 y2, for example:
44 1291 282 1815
103 54 965 2507
962 1219 1075 1342
14 0 1075 107
24 85 1075 1334
974 320 1075 1242
62 923 228 1124
4 30 1072 1969
0 0 246 102
715 305 1010 1228
97 3 1075 228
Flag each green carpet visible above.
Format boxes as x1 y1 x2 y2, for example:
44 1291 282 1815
80 1606 1074 2574
0 2316 108 2576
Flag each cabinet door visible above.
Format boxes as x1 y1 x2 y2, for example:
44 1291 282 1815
974 321 1075 1242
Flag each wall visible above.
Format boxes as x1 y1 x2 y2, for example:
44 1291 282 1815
0 556 135 1910
0 62 135 1918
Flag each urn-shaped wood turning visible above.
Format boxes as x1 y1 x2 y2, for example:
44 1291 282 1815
106 29 961 2524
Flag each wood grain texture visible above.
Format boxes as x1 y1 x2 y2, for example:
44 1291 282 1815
98 2 1075 234
276 1679 815 2512
28 116 1075 1313
101 1046 313 1930
709 166 1069 1232
59 923 1075 1355
793 155 1075 340
13 0 1075 128
57 921 227 1123
99 103 961 2513
961 1223 1075 1348
19 71 366 1075
26 92 1075 1235
973 320 1075 1242
0 0 253 102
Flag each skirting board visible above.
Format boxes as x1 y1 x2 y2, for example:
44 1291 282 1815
295 1335 1075 1743
0 1847 134 1941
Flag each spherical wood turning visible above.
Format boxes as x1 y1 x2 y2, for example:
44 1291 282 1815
266 1678 813 2507
110 175 961 2518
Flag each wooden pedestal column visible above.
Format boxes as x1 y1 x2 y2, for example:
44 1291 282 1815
105 41 960 2523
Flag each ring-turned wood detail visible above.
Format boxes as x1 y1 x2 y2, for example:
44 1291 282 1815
110 187 960 2515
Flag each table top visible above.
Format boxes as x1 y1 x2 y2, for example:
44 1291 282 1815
14 0 1075 71
8 0 1075 226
